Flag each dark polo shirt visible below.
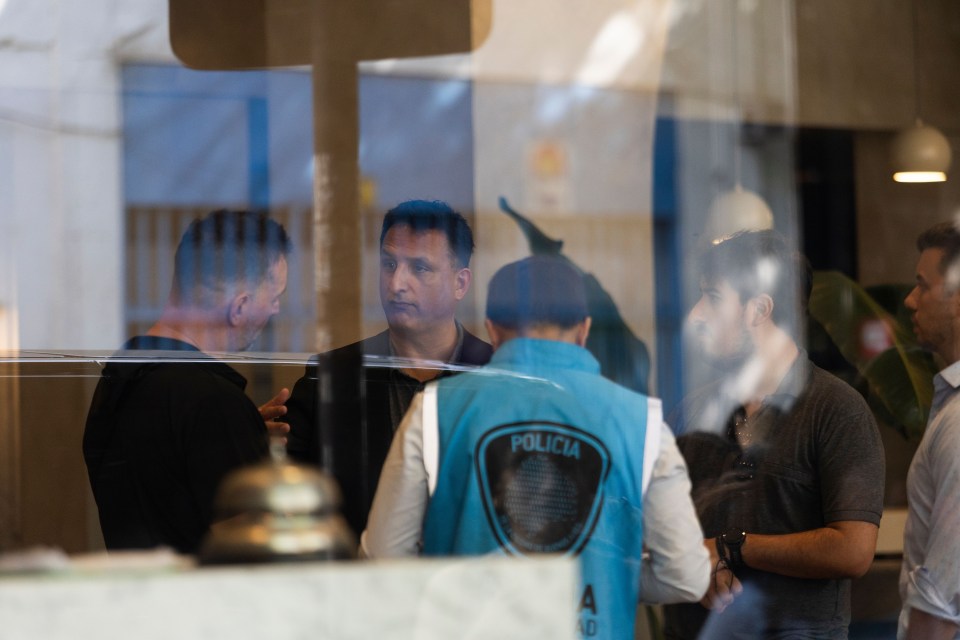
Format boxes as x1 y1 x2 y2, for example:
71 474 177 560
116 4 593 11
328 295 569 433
285 324 493 535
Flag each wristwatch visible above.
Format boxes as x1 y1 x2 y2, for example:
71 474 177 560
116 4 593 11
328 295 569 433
720 529 747 569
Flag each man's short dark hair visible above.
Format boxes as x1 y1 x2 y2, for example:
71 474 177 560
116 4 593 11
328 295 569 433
700 229 812 336
379 200 475 268
486 256 589 331
173 209 291 301
917 221 960 276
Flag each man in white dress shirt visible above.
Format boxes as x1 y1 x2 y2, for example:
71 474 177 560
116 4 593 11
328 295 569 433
900 220 960 640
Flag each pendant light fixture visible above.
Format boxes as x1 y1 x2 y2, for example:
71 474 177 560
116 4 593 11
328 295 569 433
706 0 773 244
891 0 951 183
706 184 773 245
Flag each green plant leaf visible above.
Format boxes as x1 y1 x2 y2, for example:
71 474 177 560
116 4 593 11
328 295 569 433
809 271 935 439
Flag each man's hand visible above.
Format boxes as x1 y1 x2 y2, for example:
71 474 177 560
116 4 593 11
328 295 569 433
701 537 743 613
259 388 290 444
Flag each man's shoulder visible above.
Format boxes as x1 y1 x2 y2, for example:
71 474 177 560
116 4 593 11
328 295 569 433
682 377 724 404
802 362 872 412
670 378 728 436
123 362 249 404
314 328 490 362
325 331 391 358
458 329 494 366
806 361 857 391
304 331 391 369
89 359 258 448
292 332 396 397
303 328 490 378
920 382 960 449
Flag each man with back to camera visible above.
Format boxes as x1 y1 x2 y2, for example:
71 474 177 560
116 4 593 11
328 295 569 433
83 209 291 554
662 230 885 639
283 199 493 535
899 221 960 640
363 255 710 640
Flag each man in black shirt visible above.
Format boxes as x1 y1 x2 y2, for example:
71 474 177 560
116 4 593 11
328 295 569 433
83 210 291 554
284 200 492 536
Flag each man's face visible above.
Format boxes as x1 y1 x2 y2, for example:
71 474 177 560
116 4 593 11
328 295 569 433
379 225 468 336
237 255 288 351
686 277 754 368
904 248 960 358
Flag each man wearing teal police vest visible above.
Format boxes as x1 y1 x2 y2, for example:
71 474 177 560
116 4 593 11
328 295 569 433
363 255 709 639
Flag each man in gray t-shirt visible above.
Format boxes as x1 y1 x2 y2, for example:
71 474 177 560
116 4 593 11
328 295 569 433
663 230 884 639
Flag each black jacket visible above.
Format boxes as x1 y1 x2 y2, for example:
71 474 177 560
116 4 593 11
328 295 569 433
83 336 268 554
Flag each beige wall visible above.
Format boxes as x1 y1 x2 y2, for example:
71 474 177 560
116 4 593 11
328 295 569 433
0 364 21 550
661 0 960 130
7 361 305 553
795 0 960 131
13 365 100 553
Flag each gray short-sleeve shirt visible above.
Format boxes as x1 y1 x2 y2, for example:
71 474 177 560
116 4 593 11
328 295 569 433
663 355 885 639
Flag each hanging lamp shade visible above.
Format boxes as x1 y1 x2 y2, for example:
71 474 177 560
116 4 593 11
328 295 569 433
705 185 774 244
891 121 952 183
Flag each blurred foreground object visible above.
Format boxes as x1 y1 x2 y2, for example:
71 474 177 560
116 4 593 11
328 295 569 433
0 546 192 575
0 556 575 639
169 0 491 69
199 444 355 564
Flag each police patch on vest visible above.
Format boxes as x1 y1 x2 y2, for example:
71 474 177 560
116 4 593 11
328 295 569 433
475 422 611 555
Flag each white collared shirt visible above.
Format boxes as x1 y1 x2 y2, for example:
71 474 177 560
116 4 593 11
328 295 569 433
899 360 960 639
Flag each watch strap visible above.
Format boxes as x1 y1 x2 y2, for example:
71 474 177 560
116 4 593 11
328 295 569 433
721 530 746 569
715 535 730 566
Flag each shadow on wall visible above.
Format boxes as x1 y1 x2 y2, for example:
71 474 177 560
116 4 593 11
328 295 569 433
499 197 651 395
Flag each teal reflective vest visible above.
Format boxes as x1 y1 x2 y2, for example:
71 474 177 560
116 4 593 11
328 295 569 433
422 338 651 640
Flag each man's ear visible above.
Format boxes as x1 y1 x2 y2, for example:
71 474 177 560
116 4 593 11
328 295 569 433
749 294 774 325
484 318 502 350
454 267 472 301
949 279 960 307
227 292 250 327
575 317 592 347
